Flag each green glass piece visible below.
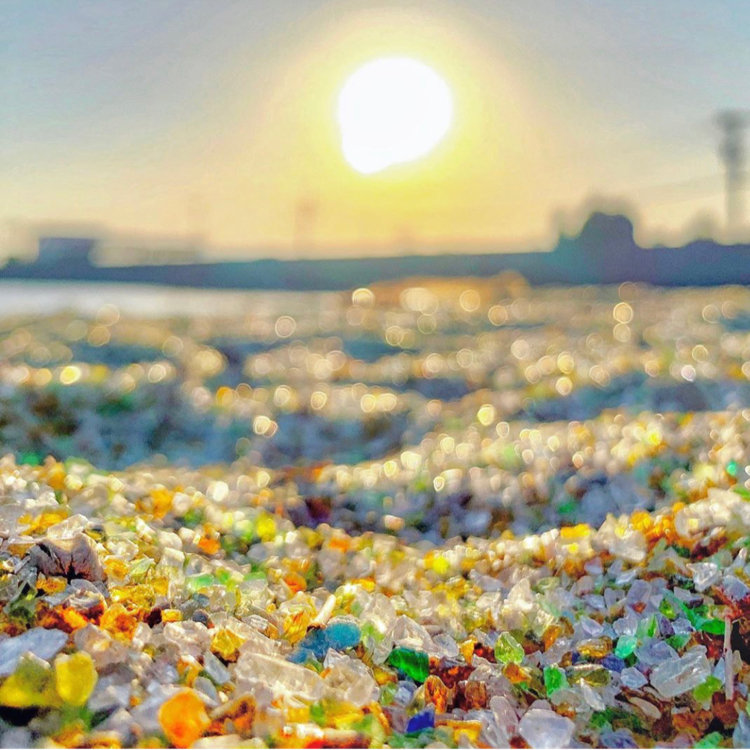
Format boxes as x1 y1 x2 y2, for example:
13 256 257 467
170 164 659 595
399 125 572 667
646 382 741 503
543 666 568 695
667 633 691 650
187 573 214 592
558 501 576 516
635 616 656 640
181 508 204 528
614 635 638 659
699 618 726 636
694 731 723 749
6 583 38 626
494 632 524 665
309 701 326 726
727 460 739 478
388 647 429 683
380 681 398 705
693 675 723 703
590 710 613 731
659 598 677 619
128 558 153 580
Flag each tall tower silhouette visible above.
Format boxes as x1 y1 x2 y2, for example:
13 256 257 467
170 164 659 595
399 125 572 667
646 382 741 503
716 110 750 237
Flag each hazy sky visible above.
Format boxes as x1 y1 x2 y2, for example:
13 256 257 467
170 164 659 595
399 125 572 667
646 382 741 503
3 1 750 257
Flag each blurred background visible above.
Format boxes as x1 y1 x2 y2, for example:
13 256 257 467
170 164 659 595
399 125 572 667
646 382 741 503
1 1 750 536
3 0 750 266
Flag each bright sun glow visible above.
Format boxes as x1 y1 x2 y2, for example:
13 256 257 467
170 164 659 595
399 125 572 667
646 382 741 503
337 57 454 175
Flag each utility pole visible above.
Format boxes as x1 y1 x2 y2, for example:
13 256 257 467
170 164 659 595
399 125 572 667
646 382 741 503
716 109 750 238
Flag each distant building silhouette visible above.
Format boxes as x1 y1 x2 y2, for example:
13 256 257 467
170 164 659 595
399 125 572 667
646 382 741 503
37 237 95 267
5 211 750 289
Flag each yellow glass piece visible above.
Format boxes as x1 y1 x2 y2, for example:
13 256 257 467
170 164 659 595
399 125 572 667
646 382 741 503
150 488 173 519
54 652 98 706
459 638 476 665
111 584 155 611
630 510 652 533
211 628 244 662
255 512 277 542
20 509 69 535
427 552 450 576
560 523 591 541
283 609 313 645
0 655 60 708
104 558 130 580
36 575 68 594
45 462 67 491
438 720 482 744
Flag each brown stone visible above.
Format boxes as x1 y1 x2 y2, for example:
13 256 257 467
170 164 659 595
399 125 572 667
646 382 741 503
672 708 712 739
28 534 105 582
456 680 488 710
712 693 739 729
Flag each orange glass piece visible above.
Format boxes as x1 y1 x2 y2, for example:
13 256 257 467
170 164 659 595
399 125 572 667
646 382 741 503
100 603 138 642
158 690 210 749
37 605 89 633
328 536 350 553
284 572 307 594
209 695 256 737
424 674 451 713
460 680 488 710
51 723 86 748
542 624 563 651
197 536 221 555
503 662 531 684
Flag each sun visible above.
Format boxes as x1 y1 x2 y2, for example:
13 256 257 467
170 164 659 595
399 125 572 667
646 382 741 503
337 57 454 175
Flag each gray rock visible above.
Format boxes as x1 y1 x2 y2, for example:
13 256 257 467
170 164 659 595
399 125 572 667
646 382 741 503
518 708 574 749
0 628 68 677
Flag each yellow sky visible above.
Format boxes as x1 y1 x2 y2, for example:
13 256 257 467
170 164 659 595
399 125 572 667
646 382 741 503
185 5 591 254
4 1 735 257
